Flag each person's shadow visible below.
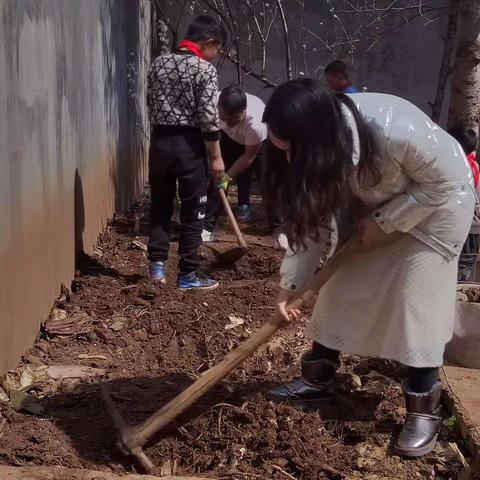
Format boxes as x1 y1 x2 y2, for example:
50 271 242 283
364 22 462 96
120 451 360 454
47 373 231 470
74 168 85 264
47 371 384 472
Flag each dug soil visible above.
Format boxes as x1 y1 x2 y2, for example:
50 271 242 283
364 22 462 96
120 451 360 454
0 193 469 479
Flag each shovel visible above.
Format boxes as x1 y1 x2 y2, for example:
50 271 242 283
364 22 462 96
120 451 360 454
101 242 351 472
210 189 248 266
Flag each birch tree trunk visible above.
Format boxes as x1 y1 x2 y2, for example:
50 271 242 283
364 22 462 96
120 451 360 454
448 0 480 129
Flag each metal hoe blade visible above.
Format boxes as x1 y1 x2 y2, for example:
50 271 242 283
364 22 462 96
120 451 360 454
100 385 154 472
211 245 248 266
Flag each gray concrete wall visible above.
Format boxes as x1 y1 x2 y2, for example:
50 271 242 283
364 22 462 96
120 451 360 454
0 0 150 374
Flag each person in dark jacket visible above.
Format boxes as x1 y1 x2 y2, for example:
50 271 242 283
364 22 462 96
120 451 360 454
146 15 226 290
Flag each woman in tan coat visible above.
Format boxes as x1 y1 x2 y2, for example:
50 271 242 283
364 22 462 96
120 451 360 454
262 78 475 457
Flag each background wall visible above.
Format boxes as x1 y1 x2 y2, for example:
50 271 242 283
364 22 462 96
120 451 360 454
0 0 150 374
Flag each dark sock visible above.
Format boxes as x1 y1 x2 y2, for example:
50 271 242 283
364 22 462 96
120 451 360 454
407 366 439 393
311 342 341 364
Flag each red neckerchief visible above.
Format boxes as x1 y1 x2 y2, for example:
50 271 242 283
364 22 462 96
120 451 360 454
178 40 204 59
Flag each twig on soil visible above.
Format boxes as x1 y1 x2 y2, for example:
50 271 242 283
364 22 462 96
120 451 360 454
292 442 344 477
272 465 298 480
166 329 177 346
190 402 238 432
2 452 24 467
111 392 133 402
0 414 6 440
212 402 240 410
201 325 212 364
105 345 118 362
191 308 204 323
177 425 190 438
221 471 266 479
195 361 208 372
320 464 345 477
217 238 273 248
311 448 344 476
218 406 223 437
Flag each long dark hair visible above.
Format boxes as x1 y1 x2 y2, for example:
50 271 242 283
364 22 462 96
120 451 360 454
262 78 378 248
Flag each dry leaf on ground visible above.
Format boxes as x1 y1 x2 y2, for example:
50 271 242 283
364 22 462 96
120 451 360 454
19 364 49 389
131 239 147 251
47 365 106 380
77 354 108 360
45 311 93 337
225 315 245 331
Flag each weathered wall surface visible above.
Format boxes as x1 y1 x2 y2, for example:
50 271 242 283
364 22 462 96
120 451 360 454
0 0 150 374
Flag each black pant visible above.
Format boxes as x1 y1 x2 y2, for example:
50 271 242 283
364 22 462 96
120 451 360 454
148 126 208 274
458 233 479 281
204 133 279 232
311 342 439 393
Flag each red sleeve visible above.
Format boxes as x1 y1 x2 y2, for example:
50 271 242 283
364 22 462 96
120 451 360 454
467 153 479 187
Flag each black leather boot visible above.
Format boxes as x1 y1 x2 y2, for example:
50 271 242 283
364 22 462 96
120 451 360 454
266 351 338 405
394 382 442 457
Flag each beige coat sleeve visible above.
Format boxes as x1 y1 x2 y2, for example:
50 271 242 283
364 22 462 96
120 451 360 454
279 217 338 292
373 108 473 234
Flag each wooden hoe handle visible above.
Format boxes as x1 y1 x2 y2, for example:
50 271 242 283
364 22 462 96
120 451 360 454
218 189 247 249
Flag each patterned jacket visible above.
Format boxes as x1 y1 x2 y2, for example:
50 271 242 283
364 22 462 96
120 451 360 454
147 50 220 140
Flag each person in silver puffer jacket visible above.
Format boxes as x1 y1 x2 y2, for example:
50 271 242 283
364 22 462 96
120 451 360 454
261 79 475 458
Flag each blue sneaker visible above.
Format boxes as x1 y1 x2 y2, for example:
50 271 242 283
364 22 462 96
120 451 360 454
177 271 219 291
149 261 166 284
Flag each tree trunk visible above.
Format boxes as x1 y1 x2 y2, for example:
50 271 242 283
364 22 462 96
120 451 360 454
0 466 213 480
447 0 480 129
431 0 460 123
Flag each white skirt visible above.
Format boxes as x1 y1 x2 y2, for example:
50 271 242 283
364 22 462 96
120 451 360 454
306 235 459 368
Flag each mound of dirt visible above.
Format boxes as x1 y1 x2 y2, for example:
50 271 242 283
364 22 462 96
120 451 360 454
463 287 480 303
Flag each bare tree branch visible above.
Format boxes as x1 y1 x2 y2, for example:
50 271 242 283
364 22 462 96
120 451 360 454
152 0 451 96
275 0 293 80
251 7 267 77
226 53 278 88
223 0 242 84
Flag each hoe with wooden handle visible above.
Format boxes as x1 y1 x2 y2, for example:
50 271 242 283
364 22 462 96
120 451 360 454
101 242 351 473
210 188 249 266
